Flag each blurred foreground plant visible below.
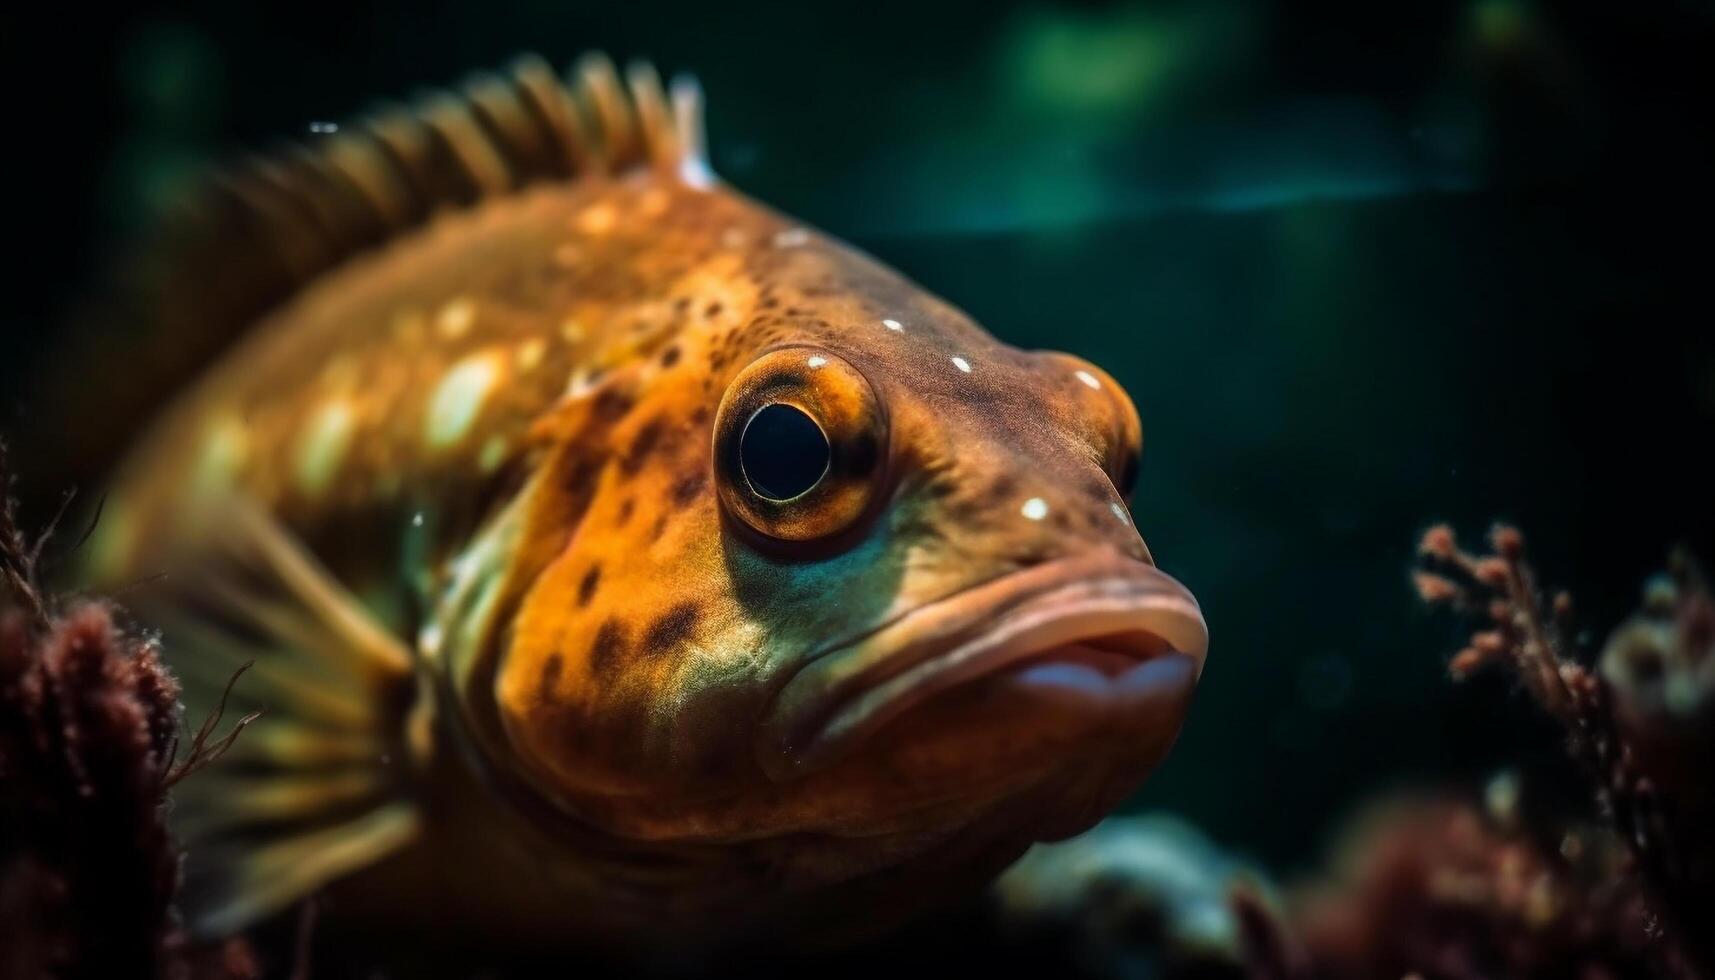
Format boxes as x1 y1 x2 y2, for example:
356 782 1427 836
0 443 257 980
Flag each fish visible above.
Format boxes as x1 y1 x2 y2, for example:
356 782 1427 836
81 53 1210 946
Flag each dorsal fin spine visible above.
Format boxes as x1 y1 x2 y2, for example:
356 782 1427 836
671 75 713 187
509 55 591 177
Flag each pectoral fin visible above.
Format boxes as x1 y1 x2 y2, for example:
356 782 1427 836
135 500 421 937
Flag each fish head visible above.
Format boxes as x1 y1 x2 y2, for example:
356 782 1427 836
495 222 1207 880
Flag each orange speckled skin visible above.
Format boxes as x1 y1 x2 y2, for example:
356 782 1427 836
96 169 1195 941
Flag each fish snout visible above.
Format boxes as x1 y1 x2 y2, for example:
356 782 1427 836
756 551 1207 784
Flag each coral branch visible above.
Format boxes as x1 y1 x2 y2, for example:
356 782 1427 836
1415 524 1715 978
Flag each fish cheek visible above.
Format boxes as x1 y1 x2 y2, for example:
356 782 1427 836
499 492 749 798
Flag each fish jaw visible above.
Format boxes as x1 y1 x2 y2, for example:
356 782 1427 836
757 551 1208 782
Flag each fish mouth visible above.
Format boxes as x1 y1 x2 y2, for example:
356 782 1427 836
758 552 1208 781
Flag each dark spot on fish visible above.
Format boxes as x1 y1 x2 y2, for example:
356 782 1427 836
577 565 602 607
621 418 665 476
660 346 682 368
759 296 779 310
640 602 700 657
671 471 707 506
565 456 601 496
538 653 564 699
673 296 692 314
616 497 635 527
704 301 724 319
691 405 711 426
650 514 668 541
911 471 955 500
985 474 1018 506
592 386 632 421
588 619 629 676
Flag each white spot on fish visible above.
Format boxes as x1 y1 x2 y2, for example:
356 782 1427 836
426 353 501 449
308 121 338 134
577 203 617 235
559 317 586 343
477 435 509 473
806 355 828 369
882 318 904 332
194 416 247 494
773 228 809 248
1021 497 1050 521
420 621 444 658
514 338 547 371
951 356 972 374
1076 370 1102 390
1109 501 1132 526
297 400 355 496
436 298 475 339
411 512 426 528
563 367 604 400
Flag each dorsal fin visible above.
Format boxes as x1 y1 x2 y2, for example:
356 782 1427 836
35 53 710 495
179 51 708 290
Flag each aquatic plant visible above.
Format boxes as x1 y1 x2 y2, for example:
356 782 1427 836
1167 525 1715 980
1413 523 1714 977
0 444 257 980
1285 795 1665 979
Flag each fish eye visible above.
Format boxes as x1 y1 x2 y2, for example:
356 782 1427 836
740 404 831 501
715 347 888 547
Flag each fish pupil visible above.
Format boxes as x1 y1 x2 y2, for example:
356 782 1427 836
740 403 830 501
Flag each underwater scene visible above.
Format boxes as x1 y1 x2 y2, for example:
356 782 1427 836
1 1 1711 977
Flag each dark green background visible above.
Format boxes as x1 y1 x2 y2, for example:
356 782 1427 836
3 0 1711 875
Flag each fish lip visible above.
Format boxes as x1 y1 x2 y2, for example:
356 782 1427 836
757 551 1208 781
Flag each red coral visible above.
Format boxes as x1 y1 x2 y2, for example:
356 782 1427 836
1291 798 1665 980
1415 524 1715 977
0 443 257 980
0 602 184 977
